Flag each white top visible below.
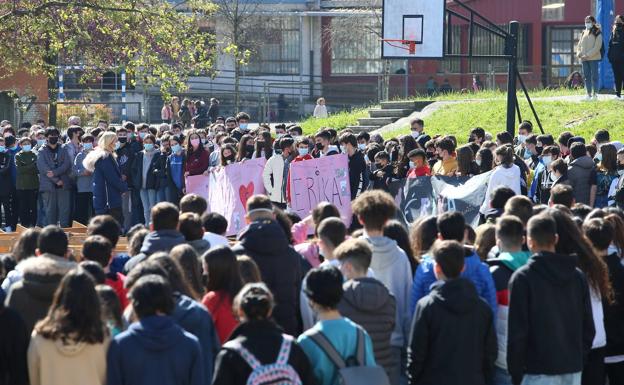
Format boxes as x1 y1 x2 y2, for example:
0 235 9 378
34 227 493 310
480 164 521 214
202 232 229 249
590 288 607 349
313 104 328 118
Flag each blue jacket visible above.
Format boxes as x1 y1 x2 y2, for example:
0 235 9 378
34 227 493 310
411 248 497 316
88 152 128 213
168 152 185 191
172 294 220 383
106 315 205 385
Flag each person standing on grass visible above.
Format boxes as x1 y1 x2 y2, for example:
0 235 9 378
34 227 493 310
577 15 603 100
609 15 624 99
15 137 39 227
313 97 328 118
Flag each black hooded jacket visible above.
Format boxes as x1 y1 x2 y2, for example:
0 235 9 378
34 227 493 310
407 278 497 385
507 252 594 385
232 219 303 336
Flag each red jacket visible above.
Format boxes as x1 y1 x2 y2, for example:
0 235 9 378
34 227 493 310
105 272 129 310
407 165 431 178
184 148 209 175
287 154 314 203
202 291 238 344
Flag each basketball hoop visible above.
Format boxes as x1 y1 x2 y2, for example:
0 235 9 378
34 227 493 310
382 39 417 55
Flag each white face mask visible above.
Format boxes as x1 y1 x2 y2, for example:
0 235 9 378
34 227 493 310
476 159 482 166
542 156 552 167
550 172 558 182
517 135 527 144
585 22 593 30
619 169 624 177
411 130 420 139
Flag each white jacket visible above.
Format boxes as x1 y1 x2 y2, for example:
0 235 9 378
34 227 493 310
480 164 521 213
263 154 286 203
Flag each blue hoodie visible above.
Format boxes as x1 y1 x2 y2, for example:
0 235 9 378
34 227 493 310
168 152 185 190
106 315 204 385
172 294 220 382
411 248 497 316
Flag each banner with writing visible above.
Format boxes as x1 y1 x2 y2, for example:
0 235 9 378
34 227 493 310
208 157 267 236
185 174 210 202
289 154 353 227
397 171 492 227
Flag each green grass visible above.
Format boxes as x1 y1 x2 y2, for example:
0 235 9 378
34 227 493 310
299 107 371 135
408 88 583 102
383 98 624 143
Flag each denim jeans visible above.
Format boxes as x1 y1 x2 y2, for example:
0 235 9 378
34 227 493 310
156 186 168 204
582 60 600 95
139 188 157 225
493 367 513 385
521 372 581 385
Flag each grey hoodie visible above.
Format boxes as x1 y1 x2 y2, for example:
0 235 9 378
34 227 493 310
567 155 596 205
363 235 413 348
339 277 396 377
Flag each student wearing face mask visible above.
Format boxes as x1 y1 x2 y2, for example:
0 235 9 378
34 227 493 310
549 158 571 190
115 127 138 230
410 118 425 139
73 134 95 226
254 131 273 160
611 148 624 208
286 138 314 205
184 131 210 178
230 112 251 142
236 134 255 162
0 136 14 231
166 135 185 205
338 132 367 199
313 130 338 158
131 134 162 224
532 146 561 204
263 137 295 210
15 137 38 227
577 15 604 100
406 149 431 178
219 144 237 166
514 121 533 158
37 127 73 227
592 144 618 208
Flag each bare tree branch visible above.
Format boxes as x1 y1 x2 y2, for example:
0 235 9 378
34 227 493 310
0 0 158 21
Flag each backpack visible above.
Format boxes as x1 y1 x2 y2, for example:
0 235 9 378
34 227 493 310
308 327 390 385
224 334 302 385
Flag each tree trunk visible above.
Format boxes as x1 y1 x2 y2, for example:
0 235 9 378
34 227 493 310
44 41 57 126
234 56 240 112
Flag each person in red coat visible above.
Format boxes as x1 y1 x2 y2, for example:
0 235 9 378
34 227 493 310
184 130 210 177
407 148 431 178
287 138 314 204
201 246 243 343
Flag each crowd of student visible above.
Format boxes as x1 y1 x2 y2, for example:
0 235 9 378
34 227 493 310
1 99 624 385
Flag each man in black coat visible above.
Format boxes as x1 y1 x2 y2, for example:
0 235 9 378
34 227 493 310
507 214 594 385
338 132 366 200
232 195 303 336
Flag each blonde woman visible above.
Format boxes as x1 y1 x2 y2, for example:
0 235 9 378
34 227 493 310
83 131 128 225
577 15 603 100
313 97 328 118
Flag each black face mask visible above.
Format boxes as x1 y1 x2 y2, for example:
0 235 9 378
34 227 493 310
426 151 436 159
374 163 383 169
618 164 624 171
315 142 324 151
118 137 128 144
535 146 543 155
245 145 254 154
47 136 59 145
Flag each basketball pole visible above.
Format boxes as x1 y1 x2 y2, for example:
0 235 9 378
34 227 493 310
505 21 519 138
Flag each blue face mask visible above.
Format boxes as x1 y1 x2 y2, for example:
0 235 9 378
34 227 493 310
114 142 120 150
409 161 415 168
139 132 147 140
144 143 154 151
83 143 93 151
171 144 182 153
0 146 6 153
37 139 46 146
358 143 366 151
595 153 603 162
21 145 32 152
298 148 309 156
239 123 249 131
524 149 533 159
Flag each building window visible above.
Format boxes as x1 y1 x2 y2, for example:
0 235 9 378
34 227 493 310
441 25 461 73
542 0 565 21
331 17 383 75
246 17 300 75
547 26 584 86
469 24 530 73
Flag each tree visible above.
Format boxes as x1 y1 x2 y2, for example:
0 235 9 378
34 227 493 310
214 0 279 112
0 0 217 125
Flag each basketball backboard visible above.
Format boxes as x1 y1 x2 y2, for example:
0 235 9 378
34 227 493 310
382 0 445 59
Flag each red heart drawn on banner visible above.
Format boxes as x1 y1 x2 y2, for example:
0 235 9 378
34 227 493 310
239 182 254 211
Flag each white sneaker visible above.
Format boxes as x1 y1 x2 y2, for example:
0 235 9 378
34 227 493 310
583 95 592 101
592 94 599 100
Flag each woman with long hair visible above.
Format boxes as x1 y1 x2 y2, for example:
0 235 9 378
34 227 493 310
608 15 624 98
184 130 209 177
476 147 494 174
212 283 315 385
236 134 255 162
28 268 108 385
170 244 205 299
409 215 438 264
395 135 418 179
83 131 128 226
220 144 237 166
384 220 417 274
480 145 521 215
455 145 480 176
577 15 604 100
202 246 243 344
548 208 613 385
592 144 618 208
254 131 273 159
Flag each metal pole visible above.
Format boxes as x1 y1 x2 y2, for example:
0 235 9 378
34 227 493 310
516 69 545 134
505 21 519 138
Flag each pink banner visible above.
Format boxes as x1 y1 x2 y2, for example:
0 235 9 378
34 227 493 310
184 174 210 202
289 154 352 226
208 157 267 236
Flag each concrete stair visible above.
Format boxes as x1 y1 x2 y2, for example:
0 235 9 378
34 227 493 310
346 100 433 133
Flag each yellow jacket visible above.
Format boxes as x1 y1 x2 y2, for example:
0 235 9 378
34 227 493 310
576 29 603 61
